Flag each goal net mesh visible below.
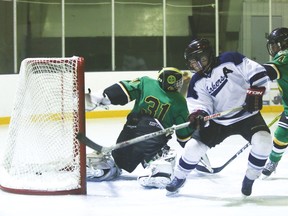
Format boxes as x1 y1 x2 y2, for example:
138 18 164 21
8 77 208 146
0 56 86 194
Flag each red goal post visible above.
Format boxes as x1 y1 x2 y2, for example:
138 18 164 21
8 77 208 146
0 56 86 195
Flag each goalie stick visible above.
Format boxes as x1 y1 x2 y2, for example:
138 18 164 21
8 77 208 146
195 114 281 174
77 106 244 154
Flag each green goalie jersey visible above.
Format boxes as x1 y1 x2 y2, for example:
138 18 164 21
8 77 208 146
104 76 193 143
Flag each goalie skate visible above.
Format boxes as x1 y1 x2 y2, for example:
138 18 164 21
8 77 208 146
138 160 173 188
137 148 176 189
86 151 121 182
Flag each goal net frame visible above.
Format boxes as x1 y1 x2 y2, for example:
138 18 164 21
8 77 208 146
0 56 86 195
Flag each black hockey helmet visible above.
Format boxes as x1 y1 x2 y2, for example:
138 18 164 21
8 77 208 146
158 67 183 92
267 27 288 57
184 38 214 76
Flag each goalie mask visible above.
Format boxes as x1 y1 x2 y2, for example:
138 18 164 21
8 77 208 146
267 27 288 57
184 38 214 77
158 67 183 92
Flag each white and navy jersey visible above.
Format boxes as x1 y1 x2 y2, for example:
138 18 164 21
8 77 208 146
186 51 270 126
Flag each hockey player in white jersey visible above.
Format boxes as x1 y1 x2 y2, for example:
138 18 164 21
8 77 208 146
165 38 273 196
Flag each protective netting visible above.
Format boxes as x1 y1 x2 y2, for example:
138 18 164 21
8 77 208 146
0 57 86 194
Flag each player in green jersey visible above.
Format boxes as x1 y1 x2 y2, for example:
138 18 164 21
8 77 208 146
85 67 193 188
262 27 288 178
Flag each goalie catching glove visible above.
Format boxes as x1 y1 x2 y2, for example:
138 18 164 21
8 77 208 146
244 86 266 113
188 110 208 130
85 88 111 111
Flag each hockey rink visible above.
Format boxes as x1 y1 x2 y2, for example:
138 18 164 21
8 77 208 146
0 113 288 216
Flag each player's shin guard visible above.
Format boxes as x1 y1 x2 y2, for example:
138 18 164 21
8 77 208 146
242 131 272 196
175 139 209 178
166 139 209 193
246 131 272 180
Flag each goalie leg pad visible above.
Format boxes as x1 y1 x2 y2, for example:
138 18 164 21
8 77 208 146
137 149 176 189
86 152 121 182
138 160 173 189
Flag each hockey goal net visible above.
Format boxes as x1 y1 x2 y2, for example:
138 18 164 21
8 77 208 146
0 56 86 195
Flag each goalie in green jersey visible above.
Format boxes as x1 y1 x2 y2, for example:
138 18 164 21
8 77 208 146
85 67 193 188
262 27 288 178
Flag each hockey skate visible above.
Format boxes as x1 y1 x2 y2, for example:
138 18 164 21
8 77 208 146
165 177 186 193
138 160 173 189
241 176 254 197
262 160 278 179
138 146 176 189
86 151 121 182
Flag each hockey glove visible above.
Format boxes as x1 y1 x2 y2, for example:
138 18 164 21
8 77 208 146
85 88 111 111
244 86 266 113
188 110 208 130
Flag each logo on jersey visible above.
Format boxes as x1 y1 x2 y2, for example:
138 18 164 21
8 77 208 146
206 67 233 97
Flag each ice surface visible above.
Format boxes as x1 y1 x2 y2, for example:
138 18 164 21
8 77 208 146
0 113 288 216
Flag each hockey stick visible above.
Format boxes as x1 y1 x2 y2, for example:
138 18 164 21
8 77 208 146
199 154 214 173
195 114 281 174
77 106 244 154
